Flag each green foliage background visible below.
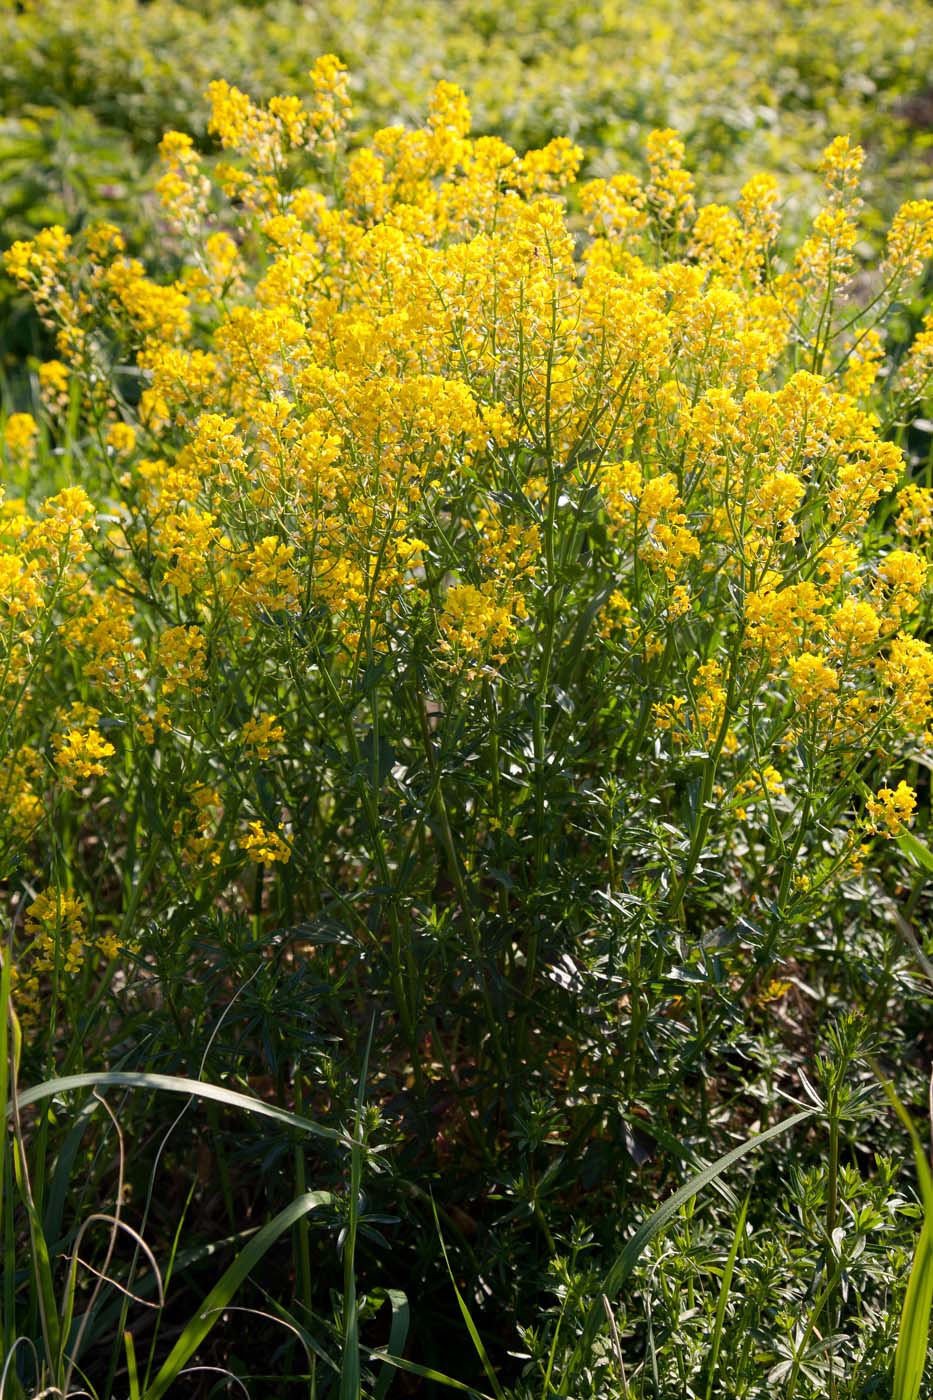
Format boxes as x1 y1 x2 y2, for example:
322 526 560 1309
1 0 932 243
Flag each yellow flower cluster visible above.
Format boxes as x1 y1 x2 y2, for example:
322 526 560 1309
241 821 291 865
15 889 119 1024
54 725 115 789
242 714 285 760
866 781 917 836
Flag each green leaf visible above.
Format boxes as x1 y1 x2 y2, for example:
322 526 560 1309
580 1109 815 1353
11 1071 351 1148
369 1350 494 1398
897 829 933 875
374 1290 411 1400
142 1191 331 1400
894 1214 933 1400
880 1072 933 1400
704 1193 749 1400
434 1199 506 1400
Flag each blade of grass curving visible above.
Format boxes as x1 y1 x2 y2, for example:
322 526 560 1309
12 1071 351 1147
88 1225 263 1347
433 1199 506 1400
878 1071 933 1400
579 1108 815 1355
142 1190 332 1400
704 1192 749 1400
373 1290 410 1400
367 1351 493 1398
894 1216 933 1400
0 1336 40 1400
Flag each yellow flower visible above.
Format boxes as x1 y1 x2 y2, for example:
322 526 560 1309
875 549 926 621
25 890 87 973
106 422 136 456
884 200 933 281
896 482 933 540
644 127 695 233
308 54 351 152
878 634 933 733
38 359 69 415
242 714 285 760
866 781 917 835
828 597 881 656
241 820 291 864
4 413 38 462
158 625 207 695
440 582 522 659
54 726 115 788
819 135 865 198
787 652 838 711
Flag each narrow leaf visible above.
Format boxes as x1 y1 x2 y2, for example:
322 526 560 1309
581 1108 815 1351
11 1071 351 1147
142 1191 331 1400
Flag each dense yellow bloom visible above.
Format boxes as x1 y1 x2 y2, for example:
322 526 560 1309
693 659 736 750
787 652 839 711
106 421 136 456
106 257 191 341
878 634 933 733
866 781 917 835
440 582 523 659
897 309 933 405
158 624 207 694
156 128 210 227
4 413 38 461
241 820 291 864
896 482 933 540
750 471 805 540
239 536 297 613
4 60 933 1024
884 200 933 280
875 549 927 622
644 127 695 233
820 135 865 198
842 329 885 400
37 359 69 415
828 597 881 656
25 890 88 976
745 582 826 662
242 714 285 760
795 206 858 287
54 725 115 787
308 53 351 152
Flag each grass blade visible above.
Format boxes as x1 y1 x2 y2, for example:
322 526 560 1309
369 1350 494 1398
142 1190 332 1400
894 1215 933 1400
433 1199 506 1400
11 1071 351 1147
704 1192 748 1399
125 1328 141 1400
879 1071 933 1400
580 1108 815 1353
374 1289 410 1400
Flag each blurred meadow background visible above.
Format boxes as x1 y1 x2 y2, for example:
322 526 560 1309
2 2 933 1397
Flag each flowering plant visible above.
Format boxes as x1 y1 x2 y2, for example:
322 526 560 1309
3 61 933 1398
